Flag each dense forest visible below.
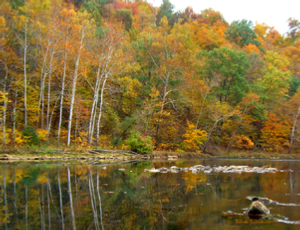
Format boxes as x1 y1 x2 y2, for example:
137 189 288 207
0 0 300 154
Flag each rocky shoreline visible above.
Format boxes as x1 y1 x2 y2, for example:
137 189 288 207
0 149 299 162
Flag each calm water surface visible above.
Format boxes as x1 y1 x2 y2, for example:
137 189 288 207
1 159 300 230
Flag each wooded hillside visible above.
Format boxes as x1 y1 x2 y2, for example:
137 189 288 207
1 0 300 154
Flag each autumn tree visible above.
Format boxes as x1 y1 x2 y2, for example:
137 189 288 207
225 19 261 49
198 47 250 105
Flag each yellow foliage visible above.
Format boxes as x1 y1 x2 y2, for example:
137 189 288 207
0 130 9 146
37 129 48 141
0 91 8 114
14 130 24 146
0 128 25 146
98 135 112 149
183 121 207 152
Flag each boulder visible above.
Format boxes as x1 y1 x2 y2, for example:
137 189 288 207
247 201 270 218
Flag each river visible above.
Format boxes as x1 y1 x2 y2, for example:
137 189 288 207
0 159 299 229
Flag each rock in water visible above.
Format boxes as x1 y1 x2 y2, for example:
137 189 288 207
247 196 278 205
247 201 270 218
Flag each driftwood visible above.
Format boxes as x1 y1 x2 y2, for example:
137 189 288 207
88 149 141 156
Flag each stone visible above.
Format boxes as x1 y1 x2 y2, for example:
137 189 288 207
148 168 160 173
247 201 270 218
248 196 278 205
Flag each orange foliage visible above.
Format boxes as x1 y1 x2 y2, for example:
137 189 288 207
232 135 254 150
244 43 261 54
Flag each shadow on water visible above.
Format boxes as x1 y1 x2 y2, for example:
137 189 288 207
0 159 299 229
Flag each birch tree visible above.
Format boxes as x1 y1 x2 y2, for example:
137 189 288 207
66 11 91 147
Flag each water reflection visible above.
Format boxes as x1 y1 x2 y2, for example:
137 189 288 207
0 159 299 229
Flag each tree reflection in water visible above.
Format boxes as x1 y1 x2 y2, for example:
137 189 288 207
0 159 299 230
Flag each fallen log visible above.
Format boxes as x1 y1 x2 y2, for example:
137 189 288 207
88 149 141 156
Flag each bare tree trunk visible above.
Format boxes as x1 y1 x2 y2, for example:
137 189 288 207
67 167 76 230
12 87 17 147
2 64 8 150
203 119 220 152
96 74 108 146
88 65 102 145
57 168 65 230
24 18 28 127
57 46 67 148
288 106 300 154
46 51 54 134
67 26 86 147
155 74 169 146
46 97 59 145
38 43 50 130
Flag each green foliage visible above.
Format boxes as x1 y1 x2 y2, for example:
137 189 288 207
199 47 250 105
156 0 174 26
225 19 261 49
289 76 300 96
81 1 102 26
119 116 137 133
115 9 133 31
126 131 153 154
22 126 40 146
9 0 24 9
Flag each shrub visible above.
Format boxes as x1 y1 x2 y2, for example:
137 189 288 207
22 126 40 146
183 121 207 152
126 131 152 154
232 135 254 150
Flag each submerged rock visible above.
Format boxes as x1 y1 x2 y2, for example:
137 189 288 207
247 201 270 218
247 196 278 205
148 168 160 173
144 165 280 175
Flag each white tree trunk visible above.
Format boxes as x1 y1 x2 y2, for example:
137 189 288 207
57 48 67 147
67 26 86 147
38 42 50 129
2 64 8 149
96 74 108 146
88 65 102 145
24 19 28 127
12 87 17 147
288 106 300 154
155 73 169 143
